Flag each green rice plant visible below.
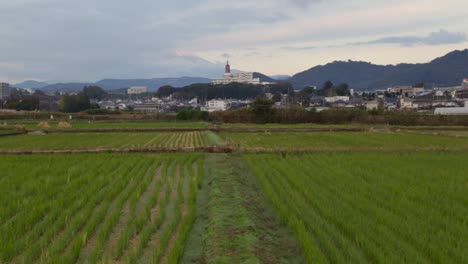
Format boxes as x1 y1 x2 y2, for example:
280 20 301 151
244 152 468 263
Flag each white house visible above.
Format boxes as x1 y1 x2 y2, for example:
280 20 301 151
201 99 228 112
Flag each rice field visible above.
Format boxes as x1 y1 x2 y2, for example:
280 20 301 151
221 131 468 151
244 152 468 263
0 120 209 130
0 154 202 263
1 120 467 264
0 132 208 151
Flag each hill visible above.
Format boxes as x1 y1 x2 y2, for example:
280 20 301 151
13 80 49 89
40 77 211 93
253 72 276 83
41 82 91 93
95 77 211 91
289 49 468 90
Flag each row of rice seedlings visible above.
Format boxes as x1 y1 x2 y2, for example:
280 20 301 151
63 158 162 263
85 159 163 263
267 155 418 262
0 158 92 257
144 134 165 148
4 156 122 263
179 132 188 148
127 162 173 263
115 162 165 261
245 156 327 264
163 133 178 148
167 162 199 263
259 156 362 263
288 155 432 261
191 132 202 147
16 157 128 263
174 133 184 148
152 163 185 263
43 158 155 262
294 154 464 262
247 153 468 263
264 156 392 263
0 158 67 222
112 159 160 259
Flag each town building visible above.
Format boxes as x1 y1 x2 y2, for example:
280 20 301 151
211 61 261 85
389 86 424 97
201 99 228 112
133 103 161 113
455 89 468 99
0 83 11 100
324 96 350 103
462 79 468 89
434 102 468 115
127 86 148 95
365 101 379 110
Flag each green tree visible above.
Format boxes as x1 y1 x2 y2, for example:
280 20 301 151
252 98 274 123
83 85 108 100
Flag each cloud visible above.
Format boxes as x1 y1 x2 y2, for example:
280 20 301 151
355 29 467 46
221 53 231 59
281 45 316 51
1 0 468 82
290 0 321 8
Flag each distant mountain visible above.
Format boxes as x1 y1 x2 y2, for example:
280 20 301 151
40 77 211 93
253 72 276 83
289 49 468 90
95 77 211 91
41 82 92 93
14 80 49 89
271 75 291 80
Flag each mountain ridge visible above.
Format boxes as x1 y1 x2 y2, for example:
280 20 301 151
289 49 468 90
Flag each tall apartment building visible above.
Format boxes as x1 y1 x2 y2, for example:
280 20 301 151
0 83 11 100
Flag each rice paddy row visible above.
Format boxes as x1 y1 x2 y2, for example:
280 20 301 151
244 152 468 263
221 131 468 152
0 154 202 263
0 132 207 151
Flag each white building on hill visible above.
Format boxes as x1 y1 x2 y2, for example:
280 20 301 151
212 61 261 85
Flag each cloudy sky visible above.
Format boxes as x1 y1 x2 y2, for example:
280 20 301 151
1 0 468 83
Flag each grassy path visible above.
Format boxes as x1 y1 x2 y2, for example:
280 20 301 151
181 154 305 263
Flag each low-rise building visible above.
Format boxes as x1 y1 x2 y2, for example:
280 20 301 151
455 89 468 99
324 96 350 103
390 86 424 97
201 99 228 112
365 101 379 110
434 105 468 115
133 103 160 113
0 83 11 100
128 86 148 95
462 79 468 89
